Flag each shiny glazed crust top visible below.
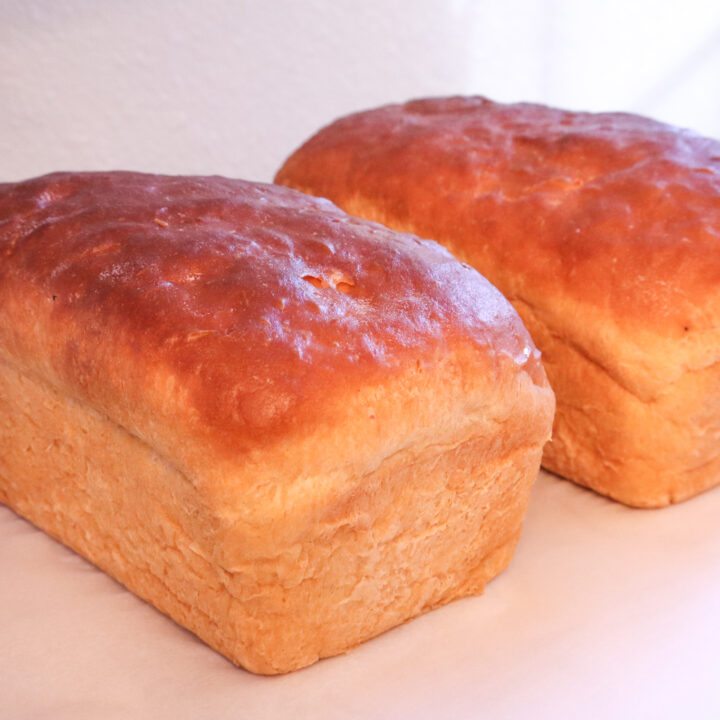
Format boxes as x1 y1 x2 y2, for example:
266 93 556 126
276 97 720 400
0 172 549 522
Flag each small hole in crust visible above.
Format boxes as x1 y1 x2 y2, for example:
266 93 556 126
328 270 355 293
302 274 325 289
302 272 357 294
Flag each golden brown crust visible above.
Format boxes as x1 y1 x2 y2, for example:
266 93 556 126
276 96 720 336
276 96 720 506
0 173 545 484
0 171 554 671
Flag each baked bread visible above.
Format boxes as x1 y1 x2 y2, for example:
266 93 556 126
0 171 553 673
276 96 720 508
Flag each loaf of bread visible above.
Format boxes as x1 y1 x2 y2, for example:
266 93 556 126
276 96 720 508
0 171 553 673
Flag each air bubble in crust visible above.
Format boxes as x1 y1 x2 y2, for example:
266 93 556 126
302 271 357 295
302 274 324 289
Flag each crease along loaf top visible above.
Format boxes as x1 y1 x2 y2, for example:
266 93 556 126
276 96 720 507
0 172 554 673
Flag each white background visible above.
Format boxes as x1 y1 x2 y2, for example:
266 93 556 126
2 0 720 183
3 2 720 718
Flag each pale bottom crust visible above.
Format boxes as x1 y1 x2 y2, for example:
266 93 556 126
0 360 541 673
512 299 720 508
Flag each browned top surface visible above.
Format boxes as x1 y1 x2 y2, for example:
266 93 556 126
0 172 542 465
276 96 720 335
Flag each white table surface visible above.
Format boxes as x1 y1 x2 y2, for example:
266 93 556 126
3 470 720 720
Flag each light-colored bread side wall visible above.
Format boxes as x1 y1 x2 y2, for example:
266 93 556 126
511 299 720 507
0 357 547 673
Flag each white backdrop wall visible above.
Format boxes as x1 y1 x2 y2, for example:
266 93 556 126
2 0 720 183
